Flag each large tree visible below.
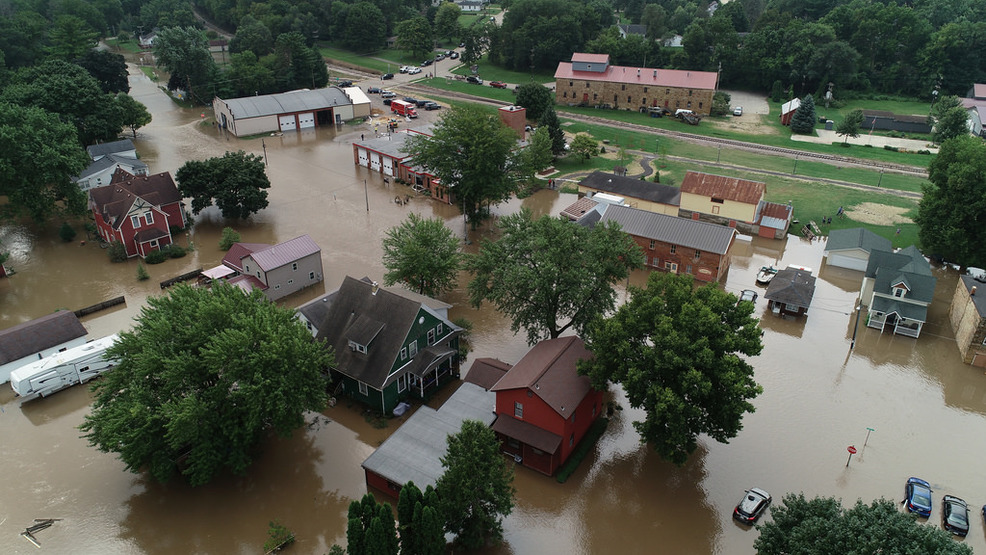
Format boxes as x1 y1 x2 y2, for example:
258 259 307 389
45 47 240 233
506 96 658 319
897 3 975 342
46 15 98 61
789 93 817 134
153 26 218 103
465 208 644 345
403 106 520 227
755 494 972 555
436 419 514 550
914 135 986 267
271 31 328 91
76 49 130 94
929 95 971 144
176 150 271 219
538 106 566 155
116 93 152 138
0 102 89 222
342 2 387 52
80 283 333 485
580 272 763 465
515 82 554 122
395 16 433 61
433 2 461 42
382 213 461 298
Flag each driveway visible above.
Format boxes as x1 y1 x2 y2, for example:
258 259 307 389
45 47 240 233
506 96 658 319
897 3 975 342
722 89 769 115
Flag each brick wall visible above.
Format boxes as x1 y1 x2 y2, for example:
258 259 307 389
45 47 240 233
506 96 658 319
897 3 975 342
555 78 714 115
631 234 728 282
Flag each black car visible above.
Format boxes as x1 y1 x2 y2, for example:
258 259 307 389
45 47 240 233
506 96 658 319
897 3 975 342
383 98 392 106
414 99 429 107
403 97 418 105
423 102 441 110
466 76 483 85
381 73 394 80
421 59 433 67
733 488 771 525
367 87 382 94
942 495 969 536
336 80 353 88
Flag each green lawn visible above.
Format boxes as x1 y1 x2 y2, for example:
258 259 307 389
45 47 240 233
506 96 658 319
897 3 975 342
105 38 143 53
420 76 518 101
447 55 555 84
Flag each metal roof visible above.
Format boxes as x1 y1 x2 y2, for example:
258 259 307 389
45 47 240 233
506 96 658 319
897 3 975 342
220 88 351 119
248 235 321 272
87 139 135 159
555 60 717 90
360 382 496 490
597 204 736 254
680 171 766 205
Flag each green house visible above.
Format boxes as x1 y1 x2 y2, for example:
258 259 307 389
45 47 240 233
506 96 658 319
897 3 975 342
314 276 461 413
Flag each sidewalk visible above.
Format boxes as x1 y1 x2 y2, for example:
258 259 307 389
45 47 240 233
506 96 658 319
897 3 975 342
790 128 938 153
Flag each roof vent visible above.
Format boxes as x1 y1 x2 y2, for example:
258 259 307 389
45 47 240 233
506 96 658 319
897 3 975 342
972 286 978 296
653 70 657 78
371 281 379 295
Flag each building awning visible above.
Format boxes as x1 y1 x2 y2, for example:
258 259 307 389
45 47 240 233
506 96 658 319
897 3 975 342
201 265 236 280
492 416 561 454
405 346 456 378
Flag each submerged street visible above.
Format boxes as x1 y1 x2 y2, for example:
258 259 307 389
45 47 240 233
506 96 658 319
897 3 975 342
0 65 984 554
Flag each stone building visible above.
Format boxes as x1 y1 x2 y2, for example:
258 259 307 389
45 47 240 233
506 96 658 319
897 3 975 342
554 53 717 115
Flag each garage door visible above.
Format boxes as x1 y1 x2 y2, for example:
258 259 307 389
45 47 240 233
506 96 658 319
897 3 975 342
298 112 315 129
279 115 296 131
370 153 381 171
382 157 393 176
357 147 369 167
828 253 867 272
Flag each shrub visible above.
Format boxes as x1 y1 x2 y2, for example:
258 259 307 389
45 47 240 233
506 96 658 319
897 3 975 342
59 222 77 242
219 227 241 251
263 521 295 553
144 249 168 264
108 241 128 262
163 244 186 258
136 262 149 281
883 145 899 152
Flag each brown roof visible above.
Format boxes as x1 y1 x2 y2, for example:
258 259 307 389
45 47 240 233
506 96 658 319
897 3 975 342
492 415 562 454
222 242 272 272
680 171 765 205
571 52 610 64
465 358 512 390
491 336 594 417
0 311 87 365
89 172 183 230
560 197 599 221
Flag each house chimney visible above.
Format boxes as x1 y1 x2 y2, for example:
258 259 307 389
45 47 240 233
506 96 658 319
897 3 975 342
973 286 978 296
371 281 379 295
653 70 657 78
637 69 640 76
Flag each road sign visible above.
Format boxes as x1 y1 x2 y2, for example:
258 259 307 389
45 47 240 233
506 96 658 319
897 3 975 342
847 446 857 454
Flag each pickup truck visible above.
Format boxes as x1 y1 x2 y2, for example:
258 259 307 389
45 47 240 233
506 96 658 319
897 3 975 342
490 81 507 89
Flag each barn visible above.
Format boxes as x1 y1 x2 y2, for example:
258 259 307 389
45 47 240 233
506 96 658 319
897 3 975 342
213 87 370 137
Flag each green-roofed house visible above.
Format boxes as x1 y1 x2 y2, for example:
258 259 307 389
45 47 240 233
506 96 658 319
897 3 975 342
861 246 937 338
824 228 892 272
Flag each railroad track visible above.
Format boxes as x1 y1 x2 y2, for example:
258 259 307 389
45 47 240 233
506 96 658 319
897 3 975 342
399 84 930 178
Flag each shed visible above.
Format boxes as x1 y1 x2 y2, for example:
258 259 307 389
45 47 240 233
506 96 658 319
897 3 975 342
0 311 88 384
824 228 892 272
780 98 801 126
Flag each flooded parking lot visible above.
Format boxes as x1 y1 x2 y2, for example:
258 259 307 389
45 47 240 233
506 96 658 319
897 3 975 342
1 65 985 554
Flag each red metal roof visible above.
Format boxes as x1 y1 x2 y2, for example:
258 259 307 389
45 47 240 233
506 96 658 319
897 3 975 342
974 83 986 100
555 61 717 90
222 242 271 272
680 171 765 205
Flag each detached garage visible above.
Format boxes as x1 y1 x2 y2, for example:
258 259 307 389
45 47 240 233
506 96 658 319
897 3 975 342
824 227 892 272
213 87 367 137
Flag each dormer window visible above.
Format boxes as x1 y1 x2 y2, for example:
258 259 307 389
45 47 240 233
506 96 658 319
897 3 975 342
348 340 368 354
893 287 906 298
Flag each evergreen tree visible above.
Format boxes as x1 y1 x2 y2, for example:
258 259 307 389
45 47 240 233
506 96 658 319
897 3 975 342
365 516 388 555
378 503 399 555
398 482 423 554
418 505 445 555
790 93 817 134
538 107 566 155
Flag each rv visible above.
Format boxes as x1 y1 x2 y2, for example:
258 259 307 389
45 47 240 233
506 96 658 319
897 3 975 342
9 334 119 400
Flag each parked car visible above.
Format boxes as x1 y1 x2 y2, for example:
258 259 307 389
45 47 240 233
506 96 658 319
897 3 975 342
407 67 421 75
904 477 933 517
733 488 771 525
337 80 353 88
435 53 446 61
403 97 418 104
399 66 410 74
421 59 433 67
942 496 969 536
423 102 441 110
466 76 483 85
733 106 743 116
367 87 382 94
739 290 758 304
381 73 394 80
380 91 396 99
490 81 507 89
449 51 459 59
383 98 392 106
414 99 429 107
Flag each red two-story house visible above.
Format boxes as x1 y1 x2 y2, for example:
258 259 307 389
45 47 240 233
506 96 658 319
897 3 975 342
490 336 603 476
89 172 186 259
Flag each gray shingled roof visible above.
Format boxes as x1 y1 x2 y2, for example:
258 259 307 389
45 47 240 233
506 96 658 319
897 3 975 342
76 154 148 181
86 139 135 159
865 247 936 304
764 268 816 309
0 311 87 365
597 204 735 254
826 228 892 254
220 88 351 119
361 382 496 490
870 296 928 322
580 171 681 206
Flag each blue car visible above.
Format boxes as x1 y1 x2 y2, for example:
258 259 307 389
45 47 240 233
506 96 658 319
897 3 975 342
904 477 933 517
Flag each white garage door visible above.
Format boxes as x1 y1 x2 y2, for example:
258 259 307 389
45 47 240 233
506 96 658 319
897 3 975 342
828 253 867 272
298 112 315 129
370 153 381 171
279 115 296 131
382 157 393 176
357 147 369 167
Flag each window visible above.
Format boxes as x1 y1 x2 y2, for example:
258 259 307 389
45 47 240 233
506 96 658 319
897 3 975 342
309 271 315 279
408 340 418 356
614 94 618 102
563 91 567 98
893 288 906 298
593 93 598 100
256 272 261 278
621 84 625 91
570 434 574 447
348 340 367 354
287 279 294 285
585 82 590 88
398 374 406 393
437 323 443 335
131 215 140 228
149 239 158 248
627 95 631 103
688 90 693 96
400 347 407 360
666 261 678 273
649 240 656 249
670 245 677 254
642 98 647 104
144 211 153 225
514 401 523 418
711 197 724 204
507 438 520 449
427 329 436 345
292 262 298 271
569 80 573 86
651 257 660 267
694 250 701 260
699 102 703 109
712 205 720 215
358 382 368 395
644 87 648 93
687 101 692 109
665 89 670 94
274 284 281 290
686 265 692 274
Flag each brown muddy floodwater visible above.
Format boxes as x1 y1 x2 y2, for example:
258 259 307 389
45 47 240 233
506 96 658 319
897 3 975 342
2 65 986 555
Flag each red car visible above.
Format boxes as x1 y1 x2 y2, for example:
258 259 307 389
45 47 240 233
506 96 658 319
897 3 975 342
490 81 507 89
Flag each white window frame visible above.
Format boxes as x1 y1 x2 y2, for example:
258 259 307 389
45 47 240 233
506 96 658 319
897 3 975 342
514 401 523 418
131 215 140 228
144 211 154 225
401 347 407 360
670 244 677 254
427 329 436 345
358 382 368 395
437 323 443 335
408 340 418 356
397 374 406 393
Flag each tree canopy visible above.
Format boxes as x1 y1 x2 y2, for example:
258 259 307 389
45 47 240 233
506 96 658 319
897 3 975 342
395 16 433 61
754 494 972 555
76 49 130 94
382 213 462 298
80 283 333 485
437 419 515 550
835 109 864 143
465 208 644 345
580 272 763 465
929 95 971 144
914 135 986 267
403 106 520 227
153 26 218 103
515 82 554 122
176 150 271 219
569 133 599 162
117 92 153 139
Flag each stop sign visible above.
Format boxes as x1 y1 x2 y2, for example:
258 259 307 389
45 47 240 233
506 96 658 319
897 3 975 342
847 445 857 454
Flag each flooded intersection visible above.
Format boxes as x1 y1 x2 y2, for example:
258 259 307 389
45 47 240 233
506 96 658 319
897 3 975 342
1 66 985 554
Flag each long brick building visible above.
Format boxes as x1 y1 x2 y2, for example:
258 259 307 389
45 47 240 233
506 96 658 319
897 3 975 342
554 53 718 115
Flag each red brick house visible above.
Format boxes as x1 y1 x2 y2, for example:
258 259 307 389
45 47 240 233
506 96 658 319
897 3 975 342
89 172 186 259
490 336 603 476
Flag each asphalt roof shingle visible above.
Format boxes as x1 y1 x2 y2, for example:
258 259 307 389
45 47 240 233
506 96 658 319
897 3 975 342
580 171 681 206
596 204 735 254
0 311 87 366
491 336 594 418
826 228 892 254
764 268 816 309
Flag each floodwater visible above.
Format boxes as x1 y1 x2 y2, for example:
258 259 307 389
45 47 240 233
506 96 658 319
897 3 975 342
2 65 986 555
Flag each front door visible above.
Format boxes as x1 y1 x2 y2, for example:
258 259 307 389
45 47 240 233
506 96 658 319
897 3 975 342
583 93 589 102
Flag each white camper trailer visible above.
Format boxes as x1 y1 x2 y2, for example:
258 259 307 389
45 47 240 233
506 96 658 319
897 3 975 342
9 334 119 400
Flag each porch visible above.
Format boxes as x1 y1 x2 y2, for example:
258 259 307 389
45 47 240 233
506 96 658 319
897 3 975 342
404 345 459 401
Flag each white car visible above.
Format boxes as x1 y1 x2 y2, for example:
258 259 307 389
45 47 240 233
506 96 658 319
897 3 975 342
380 91 396 99
407 67 421 75
733 106 743 116
399 66 409 74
